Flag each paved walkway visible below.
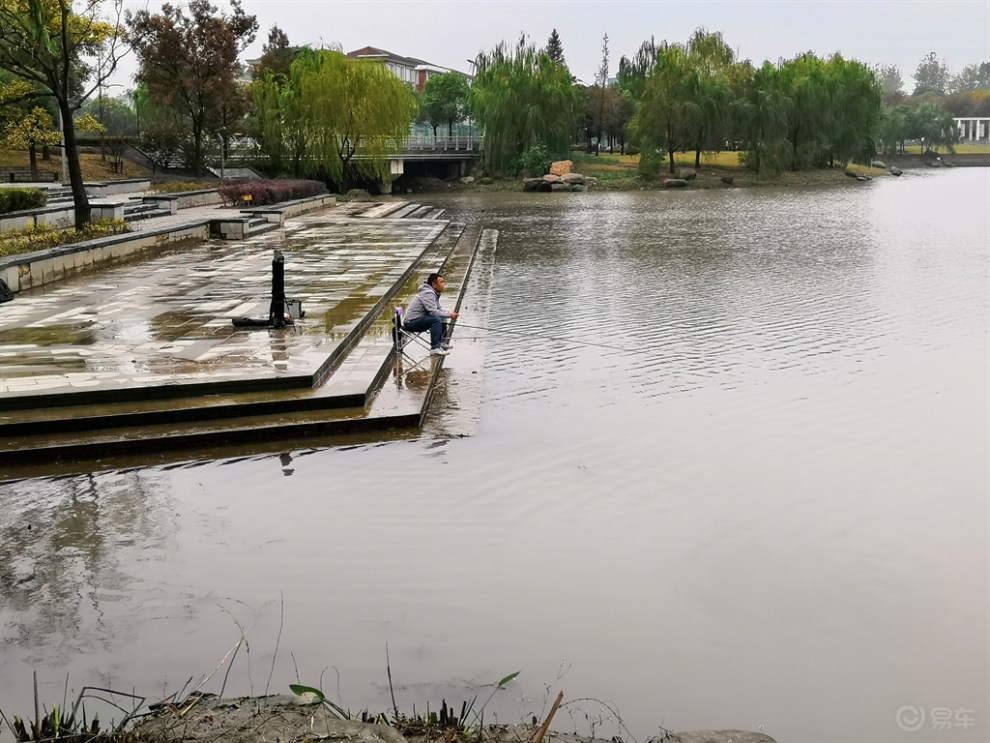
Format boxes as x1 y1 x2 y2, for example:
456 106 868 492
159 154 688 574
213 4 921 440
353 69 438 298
0 201 444 400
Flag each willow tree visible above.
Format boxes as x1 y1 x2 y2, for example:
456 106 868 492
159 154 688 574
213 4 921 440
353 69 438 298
635 44 700 173
685 28 735 168
738 61 791 177
283 48 415 188
777 53 831 169
0 0 127 228
468 37 578 173
825 54 882 165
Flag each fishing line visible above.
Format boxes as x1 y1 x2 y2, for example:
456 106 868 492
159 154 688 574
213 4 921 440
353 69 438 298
451 321 643 355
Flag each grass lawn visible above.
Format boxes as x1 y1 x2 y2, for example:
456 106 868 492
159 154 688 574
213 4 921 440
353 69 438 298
0 149 152 181
899 143 990 155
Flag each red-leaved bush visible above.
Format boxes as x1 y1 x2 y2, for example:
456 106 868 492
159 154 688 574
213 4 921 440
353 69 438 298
218 179 327 207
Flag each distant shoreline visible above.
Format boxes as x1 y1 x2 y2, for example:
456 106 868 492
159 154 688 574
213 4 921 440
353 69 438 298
400 152 988 195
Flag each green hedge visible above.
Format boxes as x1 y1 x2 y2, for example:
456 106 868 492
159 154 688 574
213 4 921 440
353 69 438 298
0 219 130 258
0 187 47 215
149 181 216 193
218 179 326 207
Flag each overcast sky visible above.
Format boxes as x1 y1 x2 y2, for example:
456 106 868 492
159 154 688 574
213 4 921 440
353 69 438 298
113 0 990 92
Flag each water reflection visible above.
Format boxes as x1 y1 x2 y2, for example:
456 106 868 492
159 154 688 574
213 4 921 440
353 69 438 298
0 471 176 655
0 171 987 743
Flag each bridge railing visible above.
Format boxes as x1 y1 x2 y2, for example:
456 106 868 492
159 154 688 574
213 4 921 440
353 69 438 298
402 134 482 152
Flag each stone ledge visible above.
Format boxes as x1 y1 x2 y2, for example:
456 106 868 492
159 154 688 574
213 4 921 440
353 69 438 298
0 221 211 293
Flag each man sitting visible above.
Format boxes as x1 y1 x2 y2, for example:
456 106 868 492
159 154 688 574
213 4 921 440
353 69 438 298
403 271 459 356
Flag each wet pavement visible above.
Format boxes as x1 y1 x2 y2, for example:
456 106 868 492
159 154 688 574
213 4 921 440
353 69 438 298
0 204 445 400
0 192 496 471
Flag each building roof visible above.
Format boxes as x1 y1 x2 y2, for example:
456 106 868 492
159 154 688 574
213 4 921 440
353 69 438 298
346 46 428 67
346 46 469 77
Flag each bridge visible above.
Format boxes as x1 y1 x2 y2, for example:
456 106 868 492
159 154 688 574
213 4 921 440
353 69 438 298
381 134 482 192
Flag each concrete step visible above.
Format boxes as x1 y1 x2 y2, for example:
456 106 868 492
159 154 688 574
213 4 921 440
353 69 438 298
0 400 422 466
358 202 410 219
45 187 73 203
408 205 437 219
387 203 424 219
123 202 172 222
247 216 278 236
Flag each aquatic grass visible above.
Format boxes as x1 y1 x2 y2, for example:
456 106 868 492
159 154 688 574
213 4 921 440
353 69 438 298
0 672 145 742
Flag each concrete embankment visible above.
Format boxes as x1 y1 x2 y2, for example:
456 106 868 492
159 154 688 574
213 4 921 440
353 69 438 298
883 153 990 167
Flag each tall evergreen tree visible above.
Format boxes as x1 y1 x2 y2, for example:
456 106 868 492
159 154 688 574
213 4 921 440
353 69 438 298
913 52 950 96
253 25 296 81
546 28 565 66
593 34 610 154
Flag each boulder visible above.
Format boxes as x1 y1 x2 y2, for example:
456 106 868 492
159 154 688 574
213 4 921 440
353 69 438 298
663 178 689 188
549 160 573 176
571 184 588 192
888 166 903 176
477 176 494 185
560 172 585 184
855 174 872 181
871 160 887 168
542 173 562 183
720 175 734 185
676 167 697 180
522 178 550 192
550 182 573 192
458 176 475 185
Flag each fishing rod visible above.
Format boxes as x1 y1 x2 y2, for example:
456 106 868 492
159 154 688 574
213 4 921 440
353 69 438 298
451 321 642 355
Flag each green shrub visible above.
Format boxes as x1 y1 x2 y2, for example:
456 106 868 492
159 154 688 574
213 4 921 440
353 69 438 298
517 145 552 176
0 219 130 258
149 181 216 193
0 187 47 214
637 147 663 179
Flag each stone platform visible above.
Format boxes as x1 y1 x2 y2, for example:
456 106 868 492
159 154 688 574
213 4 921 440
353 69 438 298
0 199 496 479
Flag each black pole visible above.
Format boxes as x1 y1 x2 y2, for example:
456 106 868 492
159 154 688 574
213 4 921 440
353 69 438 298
270 249 285 328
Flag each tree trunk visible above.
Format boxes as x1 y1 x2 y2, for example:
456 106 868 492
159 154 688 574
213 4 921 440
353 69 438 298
667 127 676 173
192 121 204 177
28 144 39 179
60 99 91 229
694 142 702 169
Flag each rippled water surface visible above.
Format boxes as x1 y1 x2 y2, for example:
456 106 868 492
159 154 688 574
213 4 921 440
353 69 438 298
2 170 988 743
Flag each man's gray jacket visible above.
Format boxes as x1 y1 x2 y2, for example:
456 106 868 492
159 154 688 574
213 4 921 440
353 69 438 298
404 283 451 323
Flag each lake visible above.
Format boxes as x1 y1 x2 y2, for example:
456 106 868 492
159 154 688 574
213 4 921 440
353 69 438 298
1 168 987 743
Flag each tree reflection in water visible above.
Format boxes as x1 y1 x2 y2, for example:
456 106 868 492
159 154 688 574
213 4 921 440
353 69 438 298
0 471 176 654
